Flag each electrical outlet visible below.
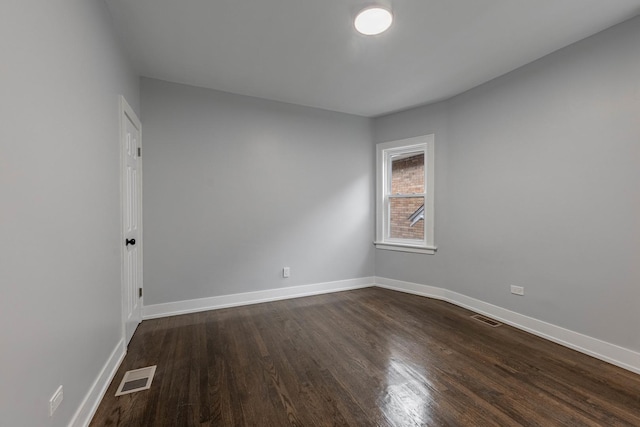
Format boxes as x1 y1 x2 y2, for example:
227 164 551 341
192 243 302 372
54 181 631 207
510 285 524 296
49 385 63 416
283 267 290 278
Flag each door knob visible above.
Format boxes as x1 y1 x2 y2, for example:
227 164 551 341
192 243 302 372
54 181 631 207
126 238 136 246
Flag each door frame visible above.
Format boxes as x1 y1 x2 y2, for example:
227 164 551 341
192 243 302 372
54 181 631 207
119 95 143 346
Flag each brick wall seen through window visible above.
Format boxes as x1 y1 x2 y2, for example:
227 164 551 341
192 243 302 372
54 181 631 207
390 154 424 239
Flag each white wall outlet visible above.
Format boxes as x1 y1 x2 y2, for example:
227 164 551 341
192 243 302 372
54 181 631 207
283 267 290 278
49 385 63 416
510 285 524 296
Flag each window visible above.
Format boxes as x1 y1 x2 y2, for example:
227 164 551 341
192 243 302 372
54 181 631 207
375 134 435 254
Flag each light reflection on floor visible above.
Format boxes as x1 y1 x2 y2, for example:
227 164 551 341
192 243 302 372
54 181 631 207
379 349 437 426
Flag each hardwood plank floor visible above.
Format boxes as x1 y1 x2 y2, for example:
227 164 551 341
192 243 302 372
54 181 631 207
91 288 640 426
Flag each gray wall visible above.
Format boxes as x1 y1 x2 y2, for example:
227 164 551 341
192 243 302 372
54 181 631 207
374 16 640 351
141 78 374 305
0 1 139 425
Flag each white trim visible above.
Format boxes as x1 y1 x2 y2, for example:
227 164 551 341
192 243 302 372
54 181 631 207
374 242 437 254
69 339 126 427
143 277 376 320
68 276 640 425
375 277 640 375
375 276 446 299
376 134 435 252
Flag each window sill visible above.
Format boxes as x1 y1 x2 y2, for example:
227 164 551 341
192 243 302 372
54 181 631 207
373 242 437 255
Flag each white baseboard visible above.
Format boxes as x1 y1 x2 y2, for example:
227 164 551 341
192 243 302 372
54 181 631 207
143 275 640 374
70 275 639 427
135 274 639 375
375 276 640 375
69 338 126 427
143 277 375 320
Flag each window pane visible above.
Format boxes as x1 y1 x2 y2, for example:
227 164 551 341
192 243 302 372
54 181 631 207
389 197 424 240
391 153 424 194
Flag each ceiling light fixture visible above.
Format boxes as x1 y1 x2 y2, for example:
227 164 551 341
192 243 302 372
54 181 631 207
354 7 393 36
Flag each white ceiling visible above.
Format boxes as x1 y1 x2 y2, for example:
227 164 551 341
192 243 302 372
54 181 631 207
105 0 640 117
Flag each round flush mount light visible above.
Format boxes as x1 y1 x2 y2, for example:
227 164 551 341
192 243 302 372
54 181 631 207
354 7 393 36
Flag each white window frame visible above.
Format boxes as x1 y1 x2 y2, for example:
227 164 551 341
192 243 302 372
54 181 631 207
375 134 436 254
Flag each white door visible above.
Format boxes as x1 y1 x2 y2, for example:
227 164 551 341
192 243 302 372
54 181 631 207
120 96 142 346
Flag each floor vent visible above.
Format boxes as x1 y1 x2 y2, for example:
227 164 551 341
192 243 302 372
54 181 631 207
471 314 502 327
115 366 157 396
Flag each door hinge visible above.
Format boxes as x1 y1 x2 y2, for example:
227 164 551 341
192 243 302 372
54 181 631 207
139 288 142 298
137 147 141 157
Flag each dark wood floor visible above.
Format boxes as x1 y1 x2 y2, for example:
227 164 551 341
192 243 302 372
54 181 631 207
91 288 640 426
